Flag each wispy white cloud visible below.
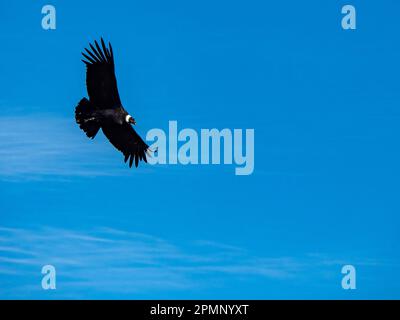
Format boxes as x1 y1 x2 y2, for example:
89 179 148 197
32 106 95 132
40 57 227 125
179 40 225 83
0 115 154 181
0 225 387 298
193 240 246 253
0 225 309 297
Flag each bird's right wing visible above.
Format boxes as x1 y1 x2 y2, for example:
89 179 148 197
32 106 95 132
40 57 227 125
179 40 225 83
81 38 121 109
101 122 150 168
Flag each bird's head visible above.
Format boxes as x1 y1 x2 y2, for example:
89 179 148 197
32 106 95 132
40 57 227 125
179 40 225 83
125 115 136 125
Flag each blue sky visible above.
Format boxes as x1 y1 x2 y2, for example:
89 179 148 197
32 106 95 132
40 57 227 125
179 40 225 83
0 0 400 299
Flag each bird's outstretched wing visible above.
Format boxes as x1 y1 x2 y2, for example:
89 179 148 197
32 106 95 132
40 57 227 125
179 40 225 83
102 123 149 168
81 38 121 109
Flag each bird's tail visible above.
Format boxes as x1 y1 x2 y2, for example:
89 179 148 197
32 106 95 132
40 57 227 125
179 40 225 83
75 98 100 139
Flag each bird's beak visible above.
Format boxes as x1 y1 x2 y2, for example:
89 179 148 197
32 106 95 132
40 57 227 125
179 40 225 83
129 118 136 125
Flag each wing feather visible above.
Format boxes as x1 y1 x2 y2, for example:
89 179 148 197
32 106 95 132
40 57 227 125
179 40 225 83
101 123 149 168
95 40 107 62
82 39 121 109
81 52 97 64
101 38 110 60
84 47 100 62
89 43 104 62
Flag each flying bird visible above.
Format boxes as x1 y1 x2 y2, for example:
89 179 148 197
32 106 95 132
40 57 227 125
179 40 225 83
75 38 150 168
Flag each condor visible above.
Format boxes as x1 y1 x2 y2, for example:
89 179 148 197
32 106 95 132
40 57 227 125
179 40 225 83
75 38 150 168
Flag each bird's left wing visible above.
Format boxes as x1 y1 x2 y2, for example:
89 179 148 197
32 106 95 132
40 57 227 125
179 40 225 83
101 123 149 168
81 38 121 109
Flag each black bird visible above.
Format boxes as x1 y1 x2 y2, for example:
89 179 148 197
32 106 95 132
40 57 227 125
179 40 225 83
75 38 150 168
